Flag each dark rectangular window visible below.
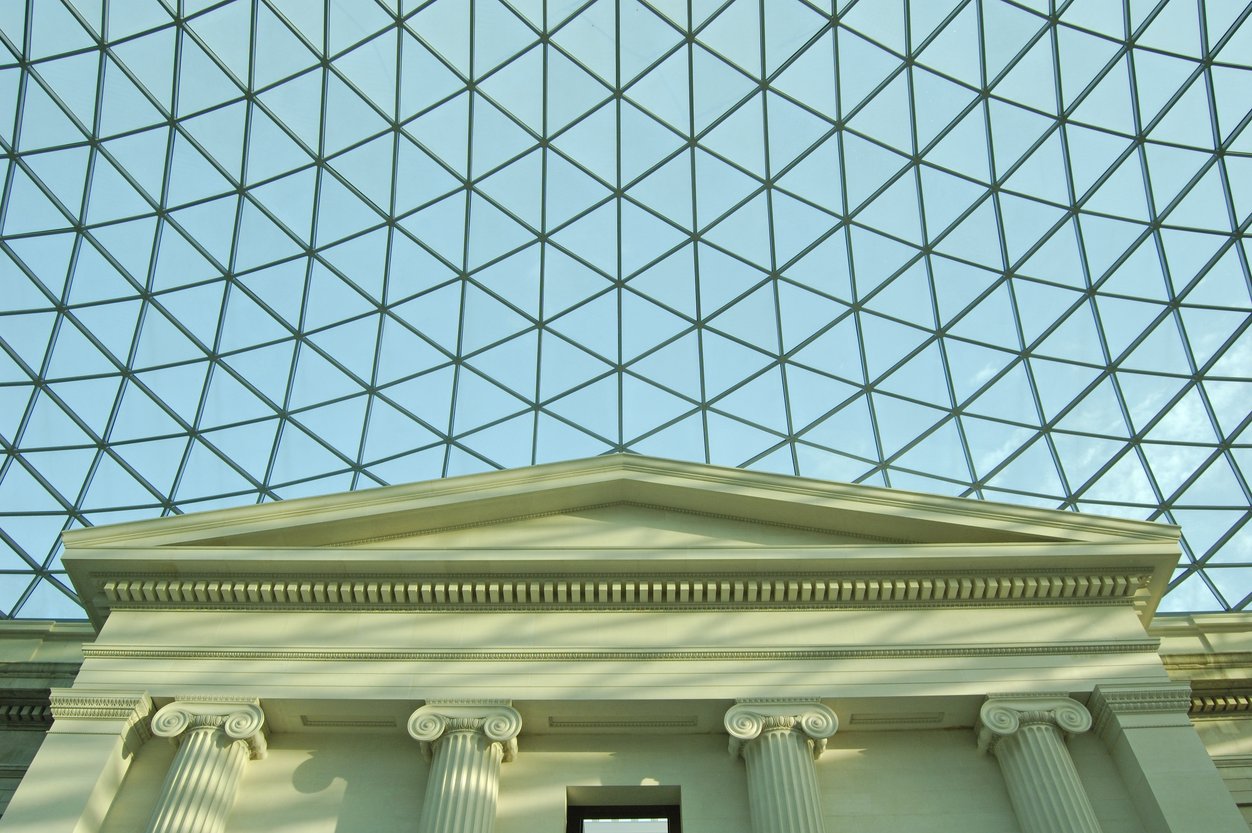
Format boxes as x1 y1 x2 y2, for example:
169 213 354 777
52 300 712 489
566 805 681 833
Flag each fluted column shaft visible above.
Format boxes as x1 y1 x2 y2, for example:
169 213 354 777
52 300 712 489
144 700 267 833
408 702 522 833
146 727 249 833
725 701 838 833
978 696 1101 833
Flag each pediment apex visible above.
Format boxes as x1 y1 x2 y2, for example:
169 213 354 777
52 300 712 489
63 454 1178 551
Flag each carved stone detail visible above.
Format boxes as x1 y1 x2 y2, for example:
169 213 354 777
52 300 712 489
151 698 267 759
50 689 154 723
48 688 154 752
407 702 522 833
977 694 1092 753
978 695 1102 833
97 569 1152 614
1089 682 1193 740
725 701 838 833
725 700 839 759
408 701 522 762
144 699 267 833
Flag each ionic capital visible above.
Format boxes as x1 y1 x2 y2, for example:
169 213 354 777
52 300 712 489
407 701 522 762
977 694 1092 754
725 700 839 759
150 698 267 759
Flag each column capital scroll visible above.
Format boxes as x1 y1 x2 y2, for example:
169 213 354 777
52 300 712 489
977 694 1091 754
150 698 267 759
407 701 522 762
724 700 838 759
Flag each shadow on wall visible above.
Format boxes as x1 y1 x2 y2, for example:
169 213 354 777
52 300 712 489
289 734 427 833
86 731 427 833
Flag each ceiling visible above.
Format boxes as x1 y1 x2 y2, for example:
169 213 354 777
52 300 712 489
0 0 1249 617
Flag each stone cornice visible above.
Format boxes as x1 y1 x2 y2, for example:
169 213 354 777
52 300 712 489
61 455 1178 549
1088 682 1194 741
48 688 153 753
977 695 1092 754
87 567 1153 616
725 700 839 759
1213 754 1252 768
1160 651 1252 673
0 689 54 729
80 639 1160 664
0 661 83 681
151 698 268 759
407 702 522 762
49 689 152 723
1090 682 1191 715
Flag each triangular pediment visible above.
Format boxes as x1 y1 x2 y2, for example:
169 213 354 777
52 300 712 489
348 503 891 550
62 456 1182 627
64 454 1178 551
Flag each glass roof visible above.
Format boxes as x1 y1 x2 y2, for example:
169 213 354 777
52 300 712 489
0 0 1250 618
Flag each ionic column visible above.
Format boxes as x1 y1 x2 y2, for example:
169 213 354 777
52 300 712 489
977 695 1102 833
144 699 267 833
724 700 839 833
407 701 522 833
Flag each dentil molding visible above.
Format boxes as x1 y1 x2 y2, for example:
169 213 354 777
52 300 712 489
94 568 1152 614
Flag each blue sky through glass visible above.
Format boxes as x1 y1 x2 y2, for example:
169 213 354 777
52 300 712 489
0 0 1250 617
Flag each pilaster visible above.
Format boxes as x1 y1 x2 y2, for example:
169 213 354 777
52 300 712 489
144 699 267 833
0 689 151 833
1090 682 1247 833
407 701 522 833
977 694 1102 833
724 700 838 833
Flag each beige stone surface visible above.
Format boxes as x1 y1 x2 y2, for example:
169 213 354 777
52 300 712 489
0 458 1243 832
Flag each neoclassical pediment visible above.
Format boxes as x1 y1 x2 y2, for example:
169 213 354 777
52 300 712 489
64 454 1175 550
62 455 1181 625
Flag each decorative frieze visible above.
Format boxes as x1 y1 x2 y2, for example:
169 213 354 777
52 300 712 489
145 699 267 833
1089 682 1193 740
978 695 1102 833
407 702 522 833
50 690 154 723
725 701 838 833
80 639 1160 664
94 569 1151 614
48 689 154 753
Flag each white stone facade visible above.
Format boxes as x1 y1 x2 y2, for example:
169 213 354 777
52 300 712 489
0 456 1248 832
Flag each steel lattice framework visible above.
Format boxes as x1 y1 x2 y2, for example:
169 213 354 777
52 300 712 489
0 0 1249 618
